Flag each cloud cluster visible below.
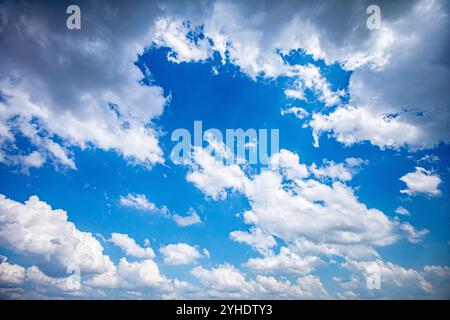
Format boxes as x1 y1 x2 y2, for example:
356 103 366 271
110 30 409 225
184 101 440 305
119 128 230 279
181 143 446 298
0 194 114 274
0 194 189 298
190 263 329 299
186 147 422 258
0 1 168 171
336 260 450 299
153 0 450 150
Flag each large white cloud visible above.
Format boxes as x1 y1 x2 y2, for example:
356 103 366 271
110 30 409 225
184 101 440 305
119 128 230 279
186 147 427 261
186 145 250 200
0 257 25 286
152 0 450 150
0 1 168 171
336 259 450 299
229 227 277 256
0 195 181 298
190 263 329 299
310 0 450 149
0 194 114 274
244 247 323 276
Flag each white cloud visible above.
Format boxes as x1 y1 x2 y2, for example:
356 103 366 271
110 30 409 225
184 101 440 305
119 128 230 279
280 106 309 119
337 259 450 299
309 0 450 150
191 263 248 292
154 18 212 63
0 195 194 299
310 106 425 149
269 149 309 180
309 160 353 182
253 274 329 299
152 0 450 150
25 265 81 292
284 89 304 100
417 154 440 164
395 206 411 216
244 171 398 248
13 151 46 172
285 64 343 107
230 227 277 256
244 247 322 276
345 157 368 168
0 1 167 171
117 258 169 288
160 243 204 265
172 208 202 226
0 194 114 274
0 258 25 286
0 195 183 298
0 256 99 296
190 263 329 299
398 221 429 244
119 193 168 213
400 167 442 197
186 146 249 200
109 233 155 259
186 146 426 260
87 257 176 294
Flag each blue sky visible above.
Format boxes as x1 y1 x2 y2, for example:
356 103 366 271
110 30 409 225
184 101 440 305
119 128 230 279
0 0 449 299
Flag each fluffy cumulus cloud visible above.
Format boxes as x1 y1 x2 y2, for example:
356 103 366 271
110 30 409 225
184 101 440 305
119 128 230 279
399 167 442 197
309 158 367 182
0 1 168 171
190 263 329 299
152 0 450 150
336 260 450 299
229 227 277 256
269 149 309 180
182 141 444 298
309 0 450 150
115 258 168 288
0 257 25 286
0 194 113 274
284 64 344 107
244 247 323 276
191 264 247 292
0 257 86 298
86 256 176 295
109 233 155 259
0 195 188 299
186 144 250 200
160 243 205 265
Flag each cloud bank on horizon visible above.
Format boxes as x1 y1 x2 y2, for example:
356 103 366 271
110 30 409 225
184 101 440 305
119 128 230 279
0 0 449 299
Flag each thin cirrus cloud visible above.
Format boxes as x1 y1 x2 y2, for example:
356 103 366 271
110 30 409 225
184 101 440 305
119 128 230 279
119 193 201 227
